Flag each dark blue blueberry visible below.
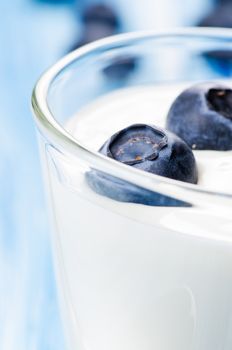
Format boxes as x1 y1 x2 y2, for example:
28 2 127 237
202 50 232 77
100 124 198 184
86 171 190 207
166 82 232 150
85 124 197 207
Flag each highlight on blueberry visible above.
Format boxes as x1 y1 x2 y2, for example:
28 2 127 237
85 124 197 206
166 82 232 150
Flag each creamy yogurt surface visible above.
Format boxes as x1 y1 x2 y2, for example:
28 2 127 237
49 83 232 350
66 83 232 194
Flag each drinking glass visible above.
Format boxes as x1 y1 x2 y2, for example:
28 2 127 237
32 29 232 350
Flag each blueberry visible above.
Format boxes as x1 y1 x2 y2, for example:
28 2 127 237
34 0 74 4
166 82 232 150
86 171 190 207
69 4 119 52
217 0 232 5
102 55 138 80
197 4 232 75
202 50 232 77
69 23 115 52
198 3 232 28
85 124 197 207
82 4 120 30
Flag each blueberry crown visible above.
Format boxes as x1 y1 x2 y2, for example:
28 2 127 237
106 124 168 165
206 87 232 120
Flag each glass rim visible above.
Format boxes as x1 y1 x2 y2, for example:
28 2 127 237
31 27 232 205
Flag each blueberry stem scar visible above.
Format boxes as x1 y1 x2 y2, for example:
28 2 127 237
206 88 232 120
106 124 168 165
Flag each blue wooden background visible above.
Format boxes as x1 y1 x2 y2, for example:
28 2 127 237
0 0 212 349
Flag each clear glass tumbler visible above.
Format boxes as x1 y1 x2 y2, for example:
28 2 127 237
32 29 232 350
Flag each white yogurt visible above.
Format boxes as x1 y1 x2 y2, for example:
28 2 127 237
44 83 232 350
66 84 232 194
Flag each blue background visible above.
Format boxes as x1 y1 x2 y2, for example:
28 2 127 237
0 0 214 349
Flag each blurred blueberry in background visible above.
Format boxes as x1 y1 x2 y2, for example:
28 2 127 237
198 1 232 28
217 0 232 4
33 0 75 4
69 3 120 51
102 55 139 80
1 0 231 349
68 3 140 81
197 0 232 75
